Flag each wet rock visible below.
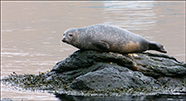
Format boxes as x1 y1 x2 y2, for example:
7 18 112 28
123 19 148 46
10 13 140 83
47 50 186 90
2 50 186 96
50 50 186 78
70 63 160 90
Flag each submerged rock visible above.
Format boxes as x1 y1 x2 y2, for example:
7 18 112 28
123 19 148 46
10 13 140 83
1 50 186 96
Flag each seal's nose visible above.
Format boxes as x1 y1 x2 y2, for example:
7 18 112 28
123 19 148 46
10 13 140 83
62 38 66 42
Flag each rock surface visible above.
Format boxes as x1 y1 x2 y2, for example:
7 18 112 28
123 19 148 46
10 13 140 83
46 50 186 90
69 63 160 90
2 50 186 96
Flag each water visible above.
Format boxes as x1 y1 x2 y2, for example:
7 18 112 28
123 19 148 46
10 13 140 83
1 1 185 100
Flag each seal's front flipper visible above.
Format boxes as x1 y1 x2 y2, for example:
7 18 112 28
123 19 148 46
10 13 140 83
92 40 110 50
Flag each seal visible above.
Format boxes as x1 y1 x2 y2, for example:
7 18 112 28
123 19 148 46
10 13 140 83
62 24 167 54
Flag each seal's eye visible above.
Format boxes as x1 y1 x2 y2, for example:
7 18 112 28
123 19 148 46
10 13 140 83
69 34 73 37
63 34 65 36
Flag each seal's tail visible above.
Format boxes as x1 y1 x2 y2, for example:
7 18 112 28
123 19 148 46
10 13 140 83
149 42 167 53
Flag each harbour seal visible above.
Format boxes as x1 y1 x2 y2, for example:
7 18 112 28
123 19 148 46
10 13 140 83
62 24 167 54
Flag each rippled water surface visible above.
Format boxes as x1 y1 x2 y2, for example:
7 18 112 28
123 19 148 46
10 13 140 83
1 1 185 100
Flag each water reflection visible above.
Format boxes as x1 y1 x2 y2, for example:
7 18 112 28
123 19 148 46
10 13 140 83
54 93 186 101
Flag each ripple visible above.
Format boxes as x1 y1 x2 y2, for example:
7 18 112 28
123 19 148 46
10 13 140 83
103 1 156 30
1 52 29 56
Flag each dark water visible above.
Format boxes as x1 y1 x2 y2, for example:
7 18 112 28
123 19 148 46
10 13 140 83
54 93 186 101
1 1 185 100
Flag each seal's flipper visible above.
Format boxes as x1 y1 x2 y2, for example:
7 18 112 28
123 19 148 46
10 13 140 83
92 40 110 50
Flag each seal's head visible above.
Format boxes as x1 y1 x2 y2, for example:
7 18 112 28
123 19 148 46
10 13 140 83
157 44 167 53
62 28 76 44
149 42 167 53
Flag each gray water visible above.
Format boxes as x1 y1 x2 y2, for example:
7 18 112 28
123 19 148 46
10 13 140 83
1 1 185 100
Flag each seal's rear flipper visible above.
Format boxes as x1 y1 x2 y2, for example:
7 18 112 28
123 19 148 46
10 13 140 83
149 42 167 53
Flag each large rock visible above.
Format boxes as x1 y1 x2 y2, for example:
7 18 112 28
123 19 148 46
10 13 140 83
46 50 186 90
2 50 186 96
69 63 160 90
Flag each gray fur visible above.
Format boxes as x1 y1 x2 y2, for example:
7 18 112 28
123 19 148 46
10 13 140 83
62 24 167 54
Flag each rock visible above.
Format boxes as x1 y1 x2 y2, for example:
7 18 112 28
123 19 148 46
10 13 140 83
46 50 186 90
69 63 160 90
2 50 186 96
